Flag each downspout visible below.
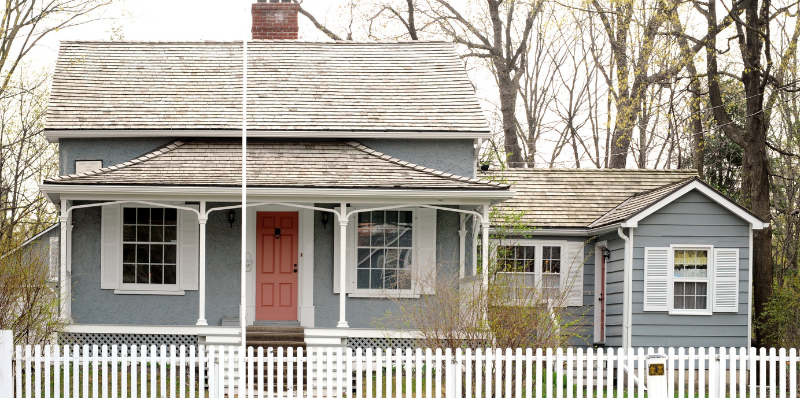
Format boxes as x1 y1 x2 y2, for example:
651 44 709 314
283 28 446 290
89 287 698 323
617 227 633 348
59 199 70 322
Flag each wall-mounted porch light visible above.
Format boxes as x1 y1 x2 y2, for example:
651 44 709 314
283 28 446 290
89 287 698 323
228 210 236 228
321 212 330 229
602 247 611 260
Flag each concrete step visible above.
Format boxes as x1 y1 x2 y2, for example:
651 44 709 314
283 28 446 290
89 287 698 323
247 332 304 342
247 325 304 333
246 341 307 349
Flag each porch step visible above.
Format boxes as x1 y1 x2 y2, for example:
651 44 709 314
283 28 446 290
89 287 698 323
246 325 306 350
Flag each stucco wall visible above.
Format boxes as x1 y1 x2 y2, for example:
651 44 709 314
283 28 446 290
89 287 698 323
59 138 177 175
357 139 475 178
69 202 240 326
313 207 463 328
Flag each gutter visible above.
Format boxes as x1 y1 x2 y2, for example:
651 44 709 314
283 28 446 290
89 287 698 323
617 227 633 348
487 223 621 237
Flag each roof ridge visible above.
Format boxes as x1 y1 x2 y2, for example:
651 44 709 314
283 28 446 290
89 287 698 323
588 177 697 228
346 140 509 188
47 139 187 182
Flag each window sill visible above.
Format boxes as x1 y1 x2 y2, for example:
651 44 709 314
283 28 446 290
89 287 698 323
348 292 420 299
667 309 712 316
113 289 186 296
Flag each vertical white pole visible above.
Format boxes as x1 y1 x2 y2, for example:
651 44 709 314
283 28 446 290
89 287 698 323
60 199 71 322
337 203 349 328
240 39 248 348
0 330 12 398
197 201 208 325
458 214 467 279
481 204 489 288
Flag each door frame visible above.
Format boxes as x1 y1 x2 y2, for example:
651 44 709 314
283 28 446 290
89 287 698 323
593 240 608 344
247 206 315 327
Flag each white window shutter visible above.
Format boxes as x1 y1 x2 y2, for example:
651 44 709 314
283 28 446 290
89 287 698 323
415 208 437 295
643 247 670 311
100 204 122 289
48 236 60 282
562 241 585 307
713 248 739 312
333 207 356 294
179 207 199 290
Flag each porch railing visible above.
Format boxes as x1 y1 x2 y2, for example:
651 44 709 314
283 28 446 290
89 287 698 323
5 343 800 398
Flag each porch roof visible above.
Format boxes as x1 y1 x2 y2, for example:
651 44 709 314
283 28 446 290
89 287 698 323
43 138 508 191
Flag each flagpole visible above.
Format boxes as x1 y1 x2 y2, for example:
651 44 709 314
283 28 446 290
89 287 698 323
240 38 248 349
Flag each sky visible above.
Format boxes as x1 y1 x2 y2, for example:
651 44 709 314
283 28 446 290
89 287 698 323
29 0 344 70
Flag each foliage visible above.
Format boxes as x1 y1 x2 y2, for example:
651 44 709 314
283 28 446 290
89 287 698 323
0 238 66 345
376 206 588 350
757 278 800 349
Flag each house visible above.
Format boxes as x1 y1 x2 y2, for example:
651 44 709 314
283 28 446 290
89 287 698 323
38 1 514 349
485 168 769 348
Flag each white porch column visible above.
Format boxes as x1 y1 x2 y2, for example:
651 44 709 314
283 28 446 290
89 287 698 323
481 204 490 288
59 199 71 322
458 214 467 279
337 203 350 328
196 201 208 326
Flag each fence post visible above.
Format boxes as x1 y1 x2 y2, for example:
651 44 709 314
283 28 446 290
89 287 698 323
645 353 668 398
0 331 11 398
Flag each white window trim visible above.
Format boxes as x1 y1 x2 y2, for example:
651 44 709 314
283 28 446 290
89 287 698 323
492 238 568 294
668 244 714 316
116 205 182 294
348 207 418 298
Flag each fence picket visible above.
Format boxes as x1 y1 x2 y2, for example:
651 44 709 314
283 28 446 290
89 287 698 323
708 347 716 398
53 345 60 400
416 348 423 399
515 348 523 399
697 347 705 399
278 347 285 399
760 347 768 398
356 348 363 399
779 347 786 399
191 346 198 399
366 348 373 399
464 348 472 399
556 347 563 399
790 348 797 399
297 347 304 399
474 348 482 399
770 347 777 399
739 347 747 400
728 347 736 399
434 348 441 399
585 348 593 400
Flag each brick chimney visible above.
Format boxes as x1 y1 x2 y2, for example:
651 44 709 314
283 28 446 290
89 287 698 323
252 0 299 40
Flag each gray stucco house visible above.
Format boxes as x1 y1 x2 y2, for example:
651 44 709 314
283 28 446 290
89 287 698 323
488 169 769 348
39 2 513 349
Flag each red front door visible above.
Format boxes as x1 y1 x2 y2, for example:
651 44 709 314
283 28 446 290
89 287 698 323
256 212 298 321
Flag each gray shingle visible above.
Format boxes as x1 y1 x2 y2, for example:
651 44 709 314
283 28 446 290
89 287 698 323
46 41 489 134
45 139 508 191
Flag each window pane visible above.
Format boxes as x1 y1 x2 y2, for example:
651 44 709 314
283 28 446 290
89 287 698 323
137 208 150 224
164 265 176 285
696 282 708 295
685 296 696 309
123 244 136 263
385 249 399 269
123 264 136 283
371 211 385 246
136 264 149 283
151 208 164 225
686 282 695 295
357 269 370 289
151 265 163 284
164 245 177 264
385 211 398 246
385 269 397 289
358 213 371 247
371 249 385 269
150 245 163 264
136 226 149 242
674 296 685 309
524 246 535 260
151 226 164 243
123 226 136 242
696 296 707 309
550 260 561 273
371 269 384 289
164 226 177 243
164 208 177 225
399 249 412 269
123 208 136 224
550 246 561 259
398 271 411 289
674 282 684 296
136 244 149 263
357 248 370 269
674 250 685 264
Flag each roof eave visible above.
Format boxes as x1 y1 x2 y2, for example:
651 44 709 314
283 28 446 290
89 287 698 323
43 129 494 143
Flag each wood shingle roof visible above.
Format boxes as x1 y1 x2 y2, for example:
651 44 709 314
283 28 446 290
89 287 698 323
485 168 699 228
46 41 490 135
45 139 508 191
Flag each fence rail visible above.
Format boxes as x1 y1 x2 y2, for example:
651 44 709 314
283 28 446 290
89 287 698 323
5 343 800 398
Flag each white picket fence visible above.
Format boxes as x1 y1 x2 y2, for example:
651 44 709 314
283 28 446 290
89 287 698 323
5 344 800 398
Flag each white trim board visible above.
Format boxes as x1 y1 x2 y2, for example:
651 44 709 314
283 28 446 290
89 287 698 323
620 180 769 230
67 324 240 336
40 184 514 205
45 129 493 143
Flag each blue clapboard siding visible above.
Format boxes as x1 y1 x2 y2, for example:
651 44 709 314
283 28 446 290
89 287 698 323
598 231 627 347
631 189 750 348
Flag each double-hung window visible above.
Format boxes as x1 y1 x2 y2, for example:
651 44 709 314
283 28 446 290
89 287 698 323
356 210 413 290
122 207 178 286
672 249 709 311
496 242 563 296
